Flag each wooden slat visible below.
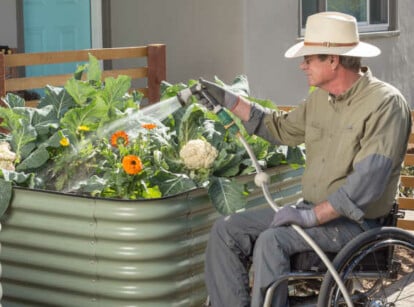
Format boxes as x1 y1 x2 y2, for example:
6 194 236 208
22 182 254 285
278 106 295 112
5 67 148 92
397 219 414 230
400 175 414 187
4 46 148 67
404 154 414 166
101 67 147 79
408 133 414 144
5 74 74 91
397 197 414 210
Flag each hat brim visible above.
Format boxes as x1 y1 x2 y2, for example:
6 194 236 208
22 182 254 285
284 41 381 58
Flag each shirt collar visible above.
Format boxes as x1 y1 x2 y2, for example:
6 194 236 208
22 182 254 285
329 67 372 104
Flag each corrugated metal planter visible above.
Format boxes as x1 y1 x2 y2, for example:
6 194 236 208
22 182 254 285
0 165 303 307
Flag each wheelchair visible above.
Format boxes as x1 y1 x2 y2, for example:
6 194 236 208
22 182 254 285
264 203 414 306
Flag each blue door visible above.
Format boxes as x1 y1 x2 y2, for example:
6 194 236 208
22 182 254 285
23 0 92 81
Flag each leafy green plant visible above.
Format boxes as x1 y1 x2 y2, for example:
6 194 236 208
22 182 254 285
0 54 305 216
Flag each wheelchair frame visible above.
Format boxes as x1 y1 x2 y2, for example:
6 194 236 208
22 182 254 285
264 204 414 307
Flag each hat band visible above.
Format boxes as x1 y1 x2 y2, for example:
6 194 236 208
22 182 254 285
304 41 358 48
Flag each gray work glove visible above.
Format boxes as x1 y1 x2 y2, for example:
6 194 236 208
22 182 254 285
270 205 318 228
198 78 239 110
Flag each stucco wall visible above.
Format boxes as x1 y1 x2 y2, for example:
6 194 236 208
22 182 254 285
110 0 245 87
0 0 17 48
243 0 414 106
1 0 412 106
244 0 307 103
367 0 414 107
110 0 413 106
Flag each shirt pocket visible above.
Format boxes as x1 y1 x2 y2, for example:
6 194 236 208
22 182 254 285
305 124 324 156
305 124 323 144
334 125 361 163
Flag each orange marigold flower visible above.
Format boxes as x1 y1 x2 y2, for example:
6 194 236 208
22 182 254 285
111 130 129 147
122 155 143 175
60 137 70 147
142 123 157 130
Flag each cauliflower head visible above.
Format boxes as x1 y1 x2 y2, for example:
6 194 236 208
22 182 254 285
179 139 218 170
0 142 17 171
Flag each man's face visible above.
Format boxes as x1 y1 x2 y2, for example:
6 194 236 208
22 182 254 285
300 55 335 89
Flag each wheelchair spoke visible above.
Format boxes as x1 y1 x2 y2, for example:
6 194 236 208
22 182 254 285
318 228 414 307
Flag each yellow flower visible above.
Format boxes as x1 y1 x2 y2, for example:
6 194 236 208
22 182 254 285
142 123 157 130
60 137 70 147
77 125 90 132
122 155 143 175
111 130 129 147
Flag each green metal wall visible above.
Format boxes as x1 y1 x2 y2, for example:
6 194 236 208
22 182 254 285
0 165 303 306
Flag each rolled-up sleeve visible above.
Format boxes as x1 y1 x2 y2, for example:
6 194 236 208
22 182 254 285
328 154 392 222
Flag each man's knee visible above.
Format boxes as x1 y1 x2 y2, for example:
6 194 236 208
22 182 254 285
210 216 229 238
255 228 284 251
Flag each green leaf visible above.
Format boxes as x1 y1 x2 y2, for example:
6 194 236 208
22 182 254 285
201 119 226 149
156 172 197 196
1 169 38 188
265 149 286 167
0 179 12 217
215 75 250 96
142 185 162 199
71 175 107 193
38 85 77 119
15 146 50 172
213 150 244 177
101 75 132 108
1 113 38 162
177 104 206 145
65 78 98 106
86 53 102 82
73 63 87 80
208 177 247 215
287 145 306 166
2 93 26 108
60 98 109 133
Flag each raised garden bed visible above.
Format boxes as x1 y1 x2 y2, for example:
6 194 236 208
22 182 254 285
0 165 303 306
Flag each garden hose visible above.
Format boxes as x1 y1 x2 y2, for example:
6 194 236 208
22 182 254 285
216 107 354 307
176 84 353 306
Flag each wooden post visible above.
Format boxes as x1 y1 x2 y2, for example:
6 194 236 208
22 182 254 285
147 44 166 104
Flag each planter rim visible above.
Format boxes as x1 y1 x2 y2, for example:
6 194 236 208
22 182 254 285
12 165 301 202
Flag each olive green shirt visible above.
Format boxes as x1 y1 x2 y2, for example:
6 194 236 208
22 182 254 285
244 68 411 221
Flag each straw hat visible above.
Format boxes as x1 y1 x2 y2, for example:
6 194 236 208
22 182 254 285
285 11 381 58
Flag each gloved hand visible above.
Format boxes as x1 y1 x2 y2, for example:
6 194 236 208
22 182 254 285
197 78 239 110
270 205 319 228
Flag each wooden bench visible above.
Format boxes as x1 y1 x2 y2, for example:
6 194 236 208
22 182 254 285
0 44 166 106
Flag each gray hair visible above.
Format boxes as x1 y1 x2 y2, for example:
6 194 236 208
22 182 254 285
317 54 361 72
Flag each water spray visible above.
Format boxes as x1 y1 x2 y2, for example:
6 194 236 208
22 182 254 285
148 82 353 306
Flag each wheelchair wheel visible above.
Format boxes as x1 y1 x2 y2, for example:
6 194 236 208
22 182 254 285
318 227 414 306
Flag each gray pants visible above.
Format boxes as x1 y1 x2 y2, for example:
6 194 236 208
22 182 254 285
204 206 377 307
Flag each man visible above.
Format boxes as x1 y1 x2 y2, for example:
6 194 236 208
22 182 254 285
199 12 411 307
